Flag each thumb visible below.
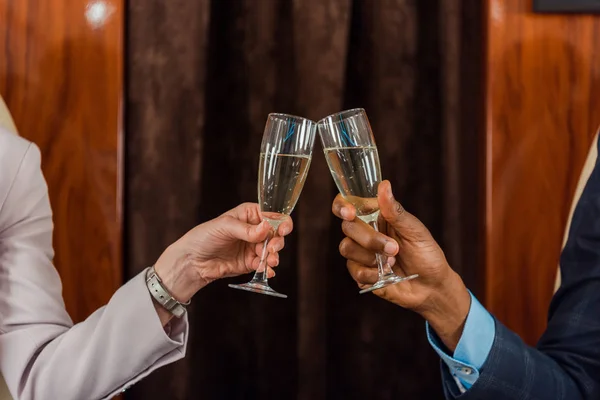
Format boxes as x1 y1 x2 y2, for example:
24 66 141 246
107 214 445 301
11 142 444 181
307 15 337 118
377 180 419 230
223 217 271 243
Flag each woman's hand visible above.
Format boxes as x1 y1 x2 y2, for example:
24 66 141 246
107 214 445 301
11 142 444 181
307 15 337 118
154 203 293 303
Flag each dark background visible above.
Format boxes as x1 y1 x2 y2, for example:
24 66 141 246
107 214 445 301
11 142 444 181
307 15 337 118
534 0 600 13
126 0 483 399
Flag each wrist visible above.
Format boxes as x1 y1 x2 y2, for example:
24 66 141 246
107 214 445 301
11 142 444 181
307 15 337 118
419 270 471 352
154 244 206 302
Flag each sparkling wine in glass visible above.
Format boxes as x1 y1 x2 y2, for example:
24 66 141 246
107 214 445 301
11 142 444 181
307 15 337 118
229 113 316 298
318 108 418 294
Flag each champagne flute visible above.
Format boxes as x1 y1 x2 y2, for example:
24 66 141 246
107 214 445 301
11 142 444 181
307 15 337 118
229 113 316 298
317 108 418 294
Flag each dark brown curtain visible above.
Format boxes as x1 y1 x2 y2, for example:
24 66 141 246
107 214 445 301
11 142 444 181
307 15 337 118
125 0 484 399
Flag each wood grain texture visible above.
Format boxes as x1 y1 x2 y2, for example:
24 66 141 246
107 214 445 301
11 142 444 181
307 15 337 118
0 0 123 323
485 0 600 344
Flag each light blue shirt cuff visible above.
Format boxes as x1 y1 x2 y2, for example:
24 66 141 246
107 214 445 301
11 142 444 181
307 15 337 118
426 292 495 390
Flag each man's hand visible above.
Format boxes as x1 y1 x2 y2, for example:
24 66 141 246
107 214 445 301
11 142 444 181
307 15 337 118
333 180 470 351
154 203 292 304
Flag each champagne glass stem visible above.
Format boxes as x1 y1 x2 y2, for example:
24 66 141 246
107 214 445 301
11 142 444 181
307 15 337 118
228 228 287 298
250 234 271 284
369 219 395 277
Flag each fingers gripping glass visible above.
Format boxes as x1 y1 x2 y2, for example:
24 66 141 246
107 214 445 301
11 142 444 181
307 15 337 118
317 108 418 294
229 114 317 298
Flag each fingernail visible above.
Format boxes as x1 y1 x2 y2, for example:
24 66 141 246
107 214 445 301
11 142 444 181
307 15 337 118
384 241 398 255
387 256 396 266
280 225 291 236
340 207 351 219
271 242 282 252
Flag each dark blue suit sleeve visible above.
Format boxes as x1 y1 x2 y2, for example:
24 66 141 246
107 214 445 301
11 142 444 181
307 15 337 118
442 138 600 399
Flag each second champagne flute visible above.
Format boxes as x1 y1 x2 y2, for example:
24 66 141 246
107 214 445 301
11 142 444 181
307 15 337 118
229 113 316 298
317 108 418 294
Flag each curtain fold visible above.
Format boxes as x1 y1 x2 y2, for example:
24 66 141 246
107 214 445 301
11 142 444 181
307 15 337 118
126 0 479 398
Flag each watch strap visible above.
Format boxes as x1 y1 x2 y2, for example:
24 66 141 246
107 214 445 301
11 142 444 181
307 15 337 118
145 266 189 318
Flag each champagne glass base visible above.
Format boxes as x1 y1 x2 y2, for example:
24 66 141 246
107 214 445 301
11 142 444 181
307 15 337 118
228 282 288 299
359 273 419 294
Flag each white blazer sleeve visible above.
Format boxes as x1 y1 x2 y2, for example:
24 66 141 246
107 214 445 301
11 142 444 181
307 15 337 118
0 135 188 400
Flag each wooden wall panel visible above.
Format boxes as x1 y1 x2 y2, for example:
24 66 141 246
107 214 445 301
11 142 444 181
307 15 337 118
485 0 600 344
0 1 123 323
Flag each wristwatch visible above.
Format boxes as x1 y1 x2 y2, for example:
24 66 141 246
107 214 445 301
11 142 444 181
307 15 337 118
145 265 190 318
